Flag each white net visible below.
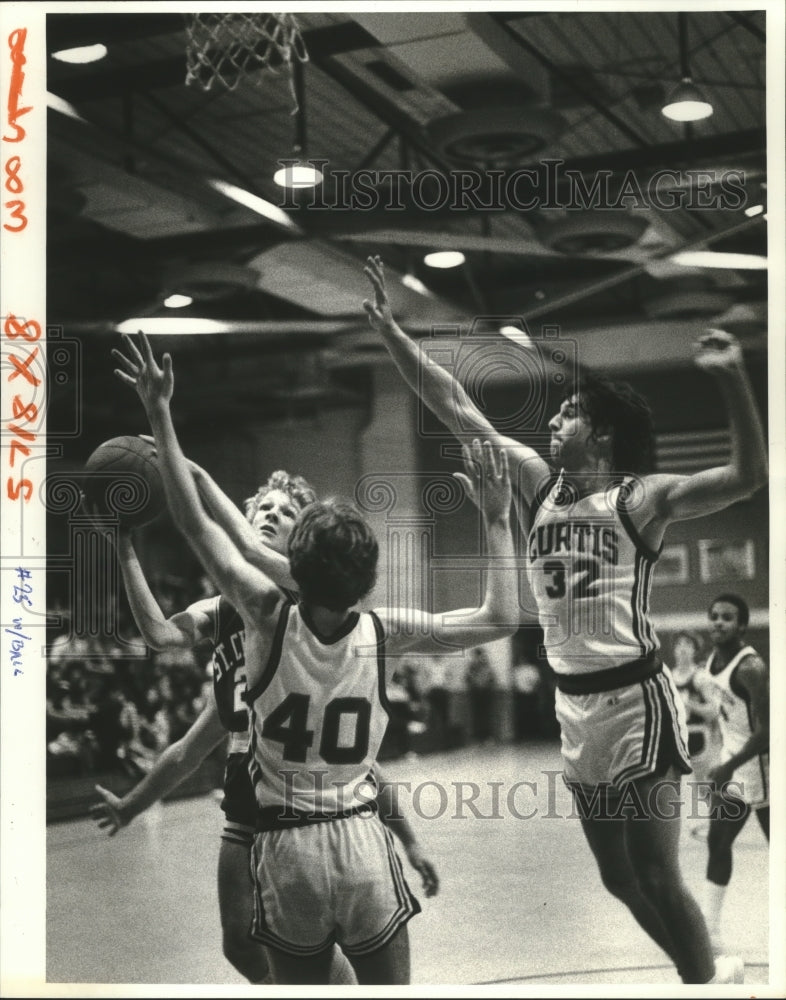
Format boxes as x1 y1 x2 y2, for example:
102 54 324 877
184 12 308 97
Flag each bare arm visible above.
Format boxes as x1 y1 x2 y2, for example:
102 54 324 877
379 440 520 655
363 255 549 507
113 531 213 650
90 696 226 834
708 655 769 786
376 766 439 897
190 463 297 590
636 331 768 545
112 334 281 630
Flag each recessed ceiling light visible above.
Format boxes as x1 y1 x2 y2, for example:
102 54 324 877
52 43 107 64
208 179 300 231
670 251 767 270
401 273 432 296
744 204 765 218
273 162 323 189
423 251 465 269
163 294 193 309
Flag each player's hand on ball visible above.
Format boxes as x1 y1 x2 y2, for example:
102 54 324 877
405 843 440 897
89 784 130 836
694 329 744 372
112 332 174 412
362 255 394 331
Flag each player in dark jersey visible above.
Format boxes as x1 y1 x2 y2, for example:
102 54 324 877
90 471 438 984
363 254 768 985
113 332 517 984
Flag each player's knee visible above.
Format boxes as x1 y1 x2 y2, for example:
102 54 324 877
633 860 676 902
599 867 639 901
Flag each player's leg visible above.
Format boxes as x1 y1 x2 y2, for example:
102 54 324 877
578 808 681 968
624 768 715 983
216 836 271 983
755 805 769 840
265 943 336 984
704 792 751 946
346 925 410 985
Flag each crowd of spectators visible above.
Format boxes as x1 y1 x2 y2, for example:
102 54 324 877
46 578 213 781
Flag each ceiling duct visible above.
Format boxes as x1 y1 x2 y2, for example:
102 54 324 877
424 78 566 167
643 277 735 319
164 262 260 301
537 210 648 255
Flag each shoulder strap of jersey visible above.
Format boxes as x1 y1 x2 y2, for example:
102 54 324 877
529 470 562 526
615 477 661 561
367 610 392 716
244 598 293 704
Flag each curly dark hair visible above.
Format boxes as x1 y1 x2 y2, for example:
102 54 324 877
244 470 317 524
288 499 378 612
710 593 750 628
567 369 656 475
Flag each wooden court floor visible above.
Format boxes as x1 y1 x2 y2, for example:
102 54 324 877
47 740 772 990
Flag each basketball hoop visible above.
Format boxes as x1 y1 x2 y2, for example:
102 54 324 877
183 12 309 110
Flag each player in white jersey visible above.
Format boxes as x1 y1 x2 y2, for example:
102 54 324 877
113 332 518 984
89 469 438 983
363 254 767 985
701 594 769 951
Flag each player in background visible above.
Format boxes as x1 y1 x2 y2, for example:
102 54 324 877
702 594 769 952
89 470 438 985
362 254 768 985
670 631 722 838
113 331 518 984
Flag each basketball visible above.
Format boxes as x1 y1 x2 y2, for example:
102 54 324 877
83 435 166 527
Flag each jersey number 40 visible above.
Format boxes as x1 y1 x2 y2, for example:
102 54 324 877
261 692 372 765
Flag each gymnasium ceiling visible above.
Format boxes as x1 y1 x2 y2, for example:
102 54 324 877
45 8 769 423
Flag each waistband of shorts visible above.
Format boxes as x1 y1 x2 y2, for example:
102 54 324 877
555 653 662 695
255 799 378 832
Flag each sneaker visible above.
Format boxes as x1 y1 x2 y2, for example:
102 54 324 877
710 955 744 984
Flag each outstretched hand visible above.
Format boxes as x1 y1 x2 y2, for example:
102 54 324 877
453 439 511 520
694 329 744 372
89 784 130 836
362 255 394 331
112 332 174 415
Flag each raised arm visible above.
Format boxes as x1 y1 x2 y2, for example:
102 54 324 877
90 695 226 834
380 439 519 655
190 463 297 590
112 530 213 650
637 331 768 542
363 255 549 507
708 653 769 788
112 334 280 628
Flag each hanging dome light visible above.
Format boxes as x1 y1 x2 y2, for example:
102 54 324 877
661 78 713 122
423 251 465 269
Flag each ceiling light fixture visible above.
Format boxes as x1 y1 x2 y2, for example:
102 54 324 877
744 204 765 218
163 294 193 309
272 162 323 189
670 251 767 271
209 178 300 230
46 91 87 122
401 273 432 296
423 251 465 269
273 59 323 189
51 43 107 64
661 14 713 122
500 325 535 348
115 318 228 335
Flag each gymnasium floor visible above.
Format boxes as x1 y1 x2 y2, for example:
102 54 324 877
47 740 771 990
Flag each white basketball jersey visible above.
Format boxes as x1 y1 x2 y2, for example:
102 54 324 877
706 645 760 751
526 474 660 675
247 602 390 814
